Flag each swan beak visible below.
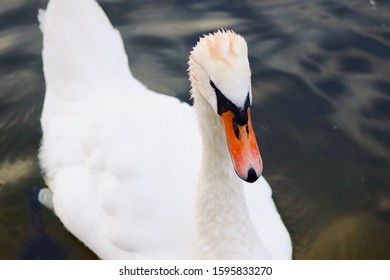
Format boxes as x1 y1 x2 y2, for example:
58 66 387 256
220 108 263 183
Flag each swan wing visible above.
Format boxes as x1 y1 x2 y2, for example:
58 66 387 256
39 0 201 259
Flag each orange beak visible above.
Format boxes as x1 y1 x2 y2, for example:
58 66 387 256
220 108 263 183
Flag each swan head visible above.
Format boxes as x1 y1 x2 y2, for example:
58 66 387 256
188 30 262 183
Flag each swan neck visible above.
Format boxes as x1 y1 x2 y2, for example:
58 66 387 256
192 88 268 259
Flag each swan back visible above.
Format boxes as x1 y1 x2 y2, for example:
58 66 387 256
39 0 202 259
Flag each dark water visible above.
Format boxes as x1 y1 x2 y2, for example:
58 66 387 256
0 0 389 259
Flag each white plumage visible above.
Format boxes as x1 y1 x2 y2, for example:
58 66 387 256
38 0 292 259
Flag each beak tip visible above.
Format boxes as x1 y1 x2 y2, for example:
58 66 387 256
245 167 260 183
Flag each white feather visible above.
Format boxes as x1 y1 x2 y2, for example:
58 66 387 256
39 0 292 259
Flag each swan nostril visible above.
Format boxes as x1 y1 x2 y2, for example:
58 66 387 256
232 117 240 140
246 168 258 183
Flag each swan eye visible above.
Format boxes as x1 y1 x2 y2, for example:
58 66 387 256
210 79 230 116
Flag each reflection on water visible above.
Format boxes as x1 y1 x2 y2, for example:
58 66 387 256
0 0 389 259
0 158 35 187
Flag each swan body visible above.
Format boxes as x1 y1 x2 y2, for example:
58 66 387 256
39 0 292 259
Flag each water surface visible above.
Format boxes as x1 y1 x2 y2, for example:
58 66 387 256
0 0 389 259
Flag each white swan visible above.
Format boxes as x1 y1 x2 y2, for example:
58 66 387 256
38 0 292 259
